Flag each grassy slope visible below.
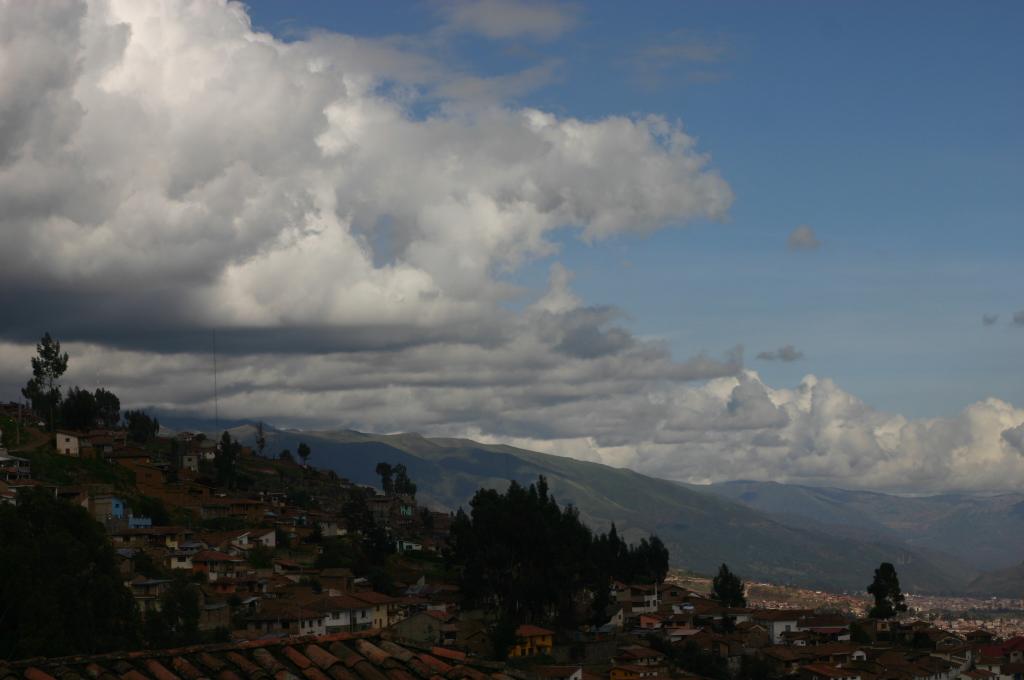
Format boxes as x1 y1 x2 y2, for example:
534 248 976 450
238 427 968 594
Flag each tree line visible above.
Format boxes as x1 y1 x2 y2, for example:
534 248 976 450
447 476 669 634
20 332 161 442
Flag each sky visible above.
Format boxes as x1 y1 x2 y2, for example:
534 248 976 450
0 0 1022 494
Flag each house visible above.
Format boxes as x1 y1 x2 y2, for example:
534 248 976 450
610 665 658 680
244 599 325 637
389 610 453 646
89 493 126 522
348 590 400 629
191 549 246 582
533 667 584 680
751 609 810 645
129 576 172 615
510 624 555 657
800 664 862 680
307 594 377 633
55 430 83 457
180 453 200 472
616 646 666 668
0 453 31 480
109 526 194 550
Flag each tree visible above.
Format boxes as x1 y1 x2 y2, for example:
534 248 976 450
0 488 140 658
375 462 394 495
447 476 668 628
94 388 121 428
60 386 98 430
125 409 159 443
867 562 907 619
297 441 311 466
255 421 267 457
394 463 417 497
712 563 747 608
130 495 171 526
143 576 200 648
279 449 293 463
22 332 69 430
215 431 239 488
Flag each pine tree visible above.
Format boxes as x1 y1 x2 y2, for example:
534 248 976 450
22 332 69 431
867 562 907 619
712 563 746 607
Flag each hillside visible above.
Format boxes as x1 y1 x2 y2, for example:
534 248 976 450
701 480 1024 572
226 425 970 594
965 561 1024 598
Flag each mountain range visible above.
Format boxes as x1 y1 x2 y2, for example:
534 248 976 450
201 422 1023 597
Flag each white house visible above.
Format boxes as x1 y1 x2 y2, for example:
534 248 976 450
55 431 81 457
751 610 803 645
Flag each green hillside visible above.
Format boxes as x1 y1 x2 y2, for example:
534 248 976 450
235 426 970 594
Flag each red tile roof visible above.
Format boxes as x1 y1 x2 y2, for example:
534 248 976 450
515 624 554 638
0 632 523 680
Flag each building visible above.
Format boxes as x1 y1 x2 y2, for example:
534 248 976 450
55 430 83 457
0 453 31 480
510 624 555 657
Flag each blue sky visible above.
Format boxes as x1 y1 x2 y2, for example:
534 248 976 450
244 0 1023 417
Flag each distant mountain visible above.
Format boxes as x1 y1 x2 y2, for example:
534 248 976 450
226 425 972 595
700 480 1024 573
965 562 1024 598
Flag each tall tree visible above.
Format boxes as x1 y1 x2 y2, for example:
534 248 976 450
60 386 98 430
297 441 311 466
22 332 69 431
124 410 159 443
867 562 907 619
94 388 121 428
375 462 394 495
255 421 267 457
143 576 201 648
712 563 747 607
216 432 239 488
0 488 141 658
393 463 417 497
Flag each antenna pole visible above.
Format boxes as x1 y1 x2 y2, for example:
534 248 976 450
213 329 219 434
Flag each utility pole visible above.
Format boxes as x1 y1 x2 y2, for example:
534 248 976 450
213 328 219 434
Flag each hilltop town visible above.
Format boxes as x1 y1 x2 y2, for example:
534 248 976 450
3 392 1024 680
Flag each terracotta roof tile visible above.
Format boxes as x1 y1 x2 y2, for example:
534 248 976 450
222 653 261 678
303 647 340 672
195 655 225 674
350 661 390 680
326 644 363 670
401 658 433 679
25 669 58 680
168 658 204 680
416 656 451 676
385 669 418 680
2 633 513 680
302 669 333 680
352 642 389 667
83 664 107 680
282 648 312 671
252 649 286 675
375 645 413 665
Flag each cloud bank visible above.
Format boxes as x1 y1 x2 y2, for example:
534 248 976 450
1 1 1022 495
